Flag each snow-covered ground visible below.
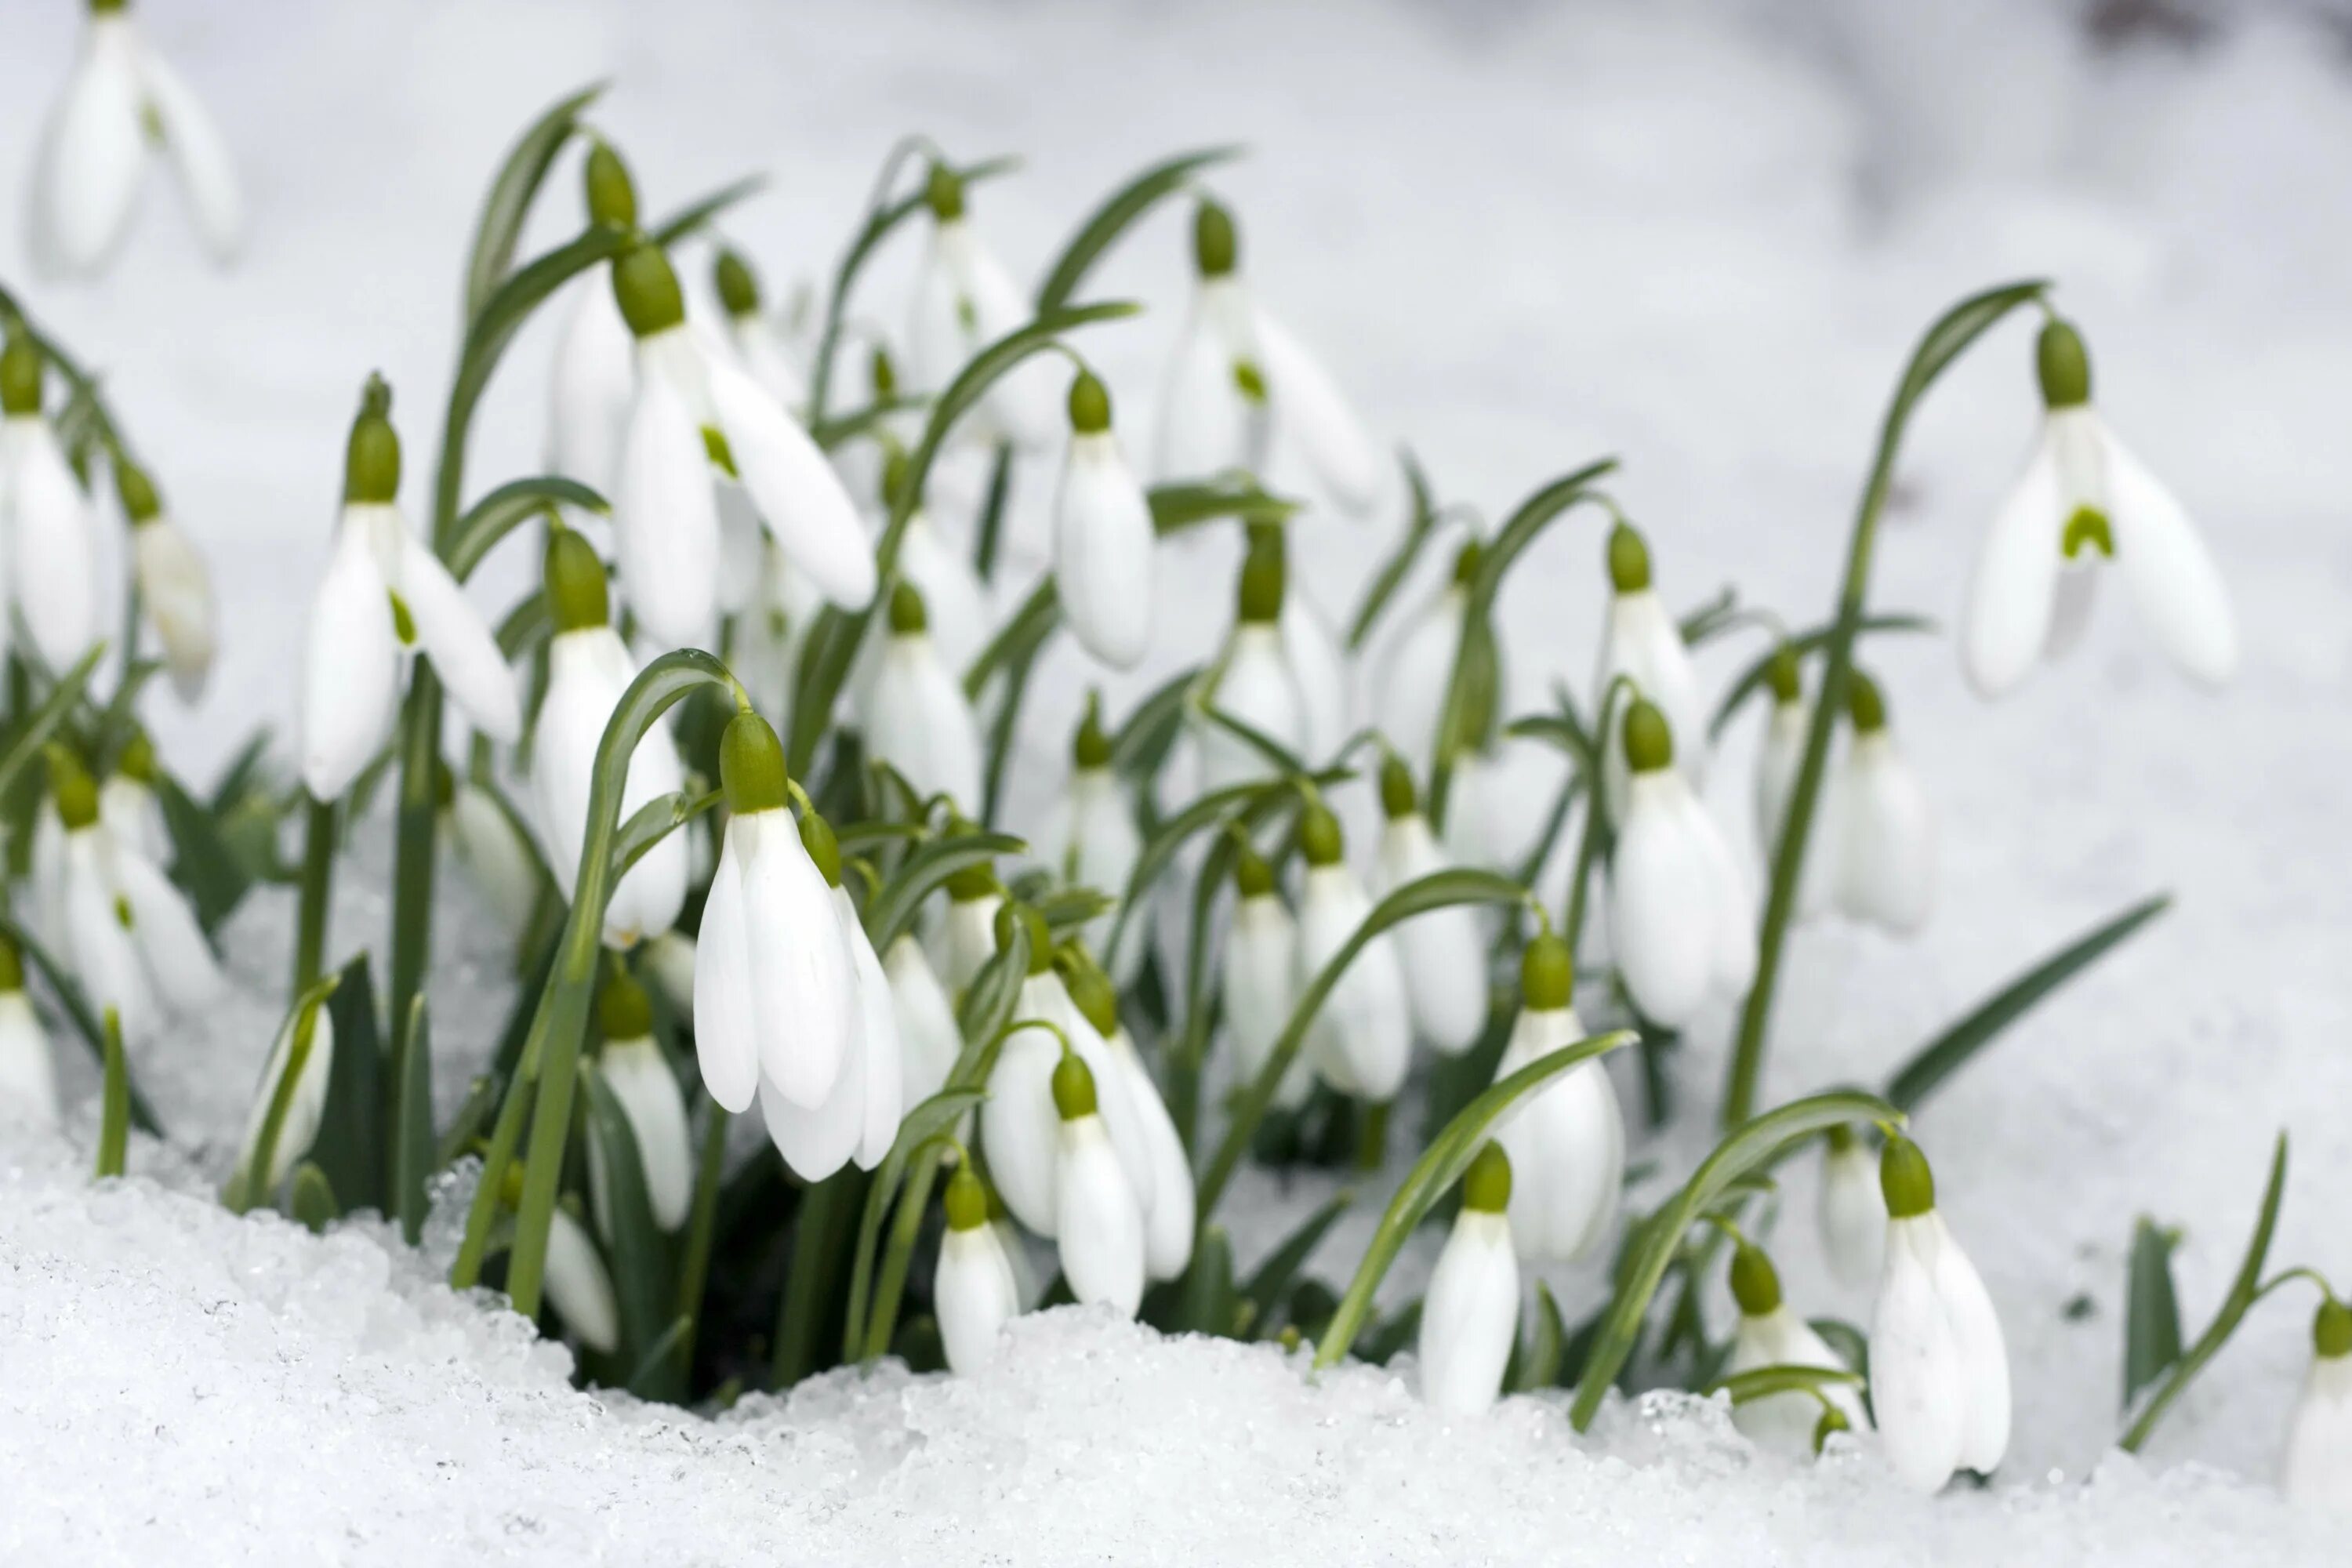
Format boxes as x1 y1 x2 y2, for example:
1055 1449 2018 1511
5 0 2352 1562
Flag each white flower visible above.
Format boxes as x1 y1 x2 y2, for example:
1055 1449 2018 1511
730 538 822 725
1832 675 1935 936
1595 521 1706 823
927 873 1004 998
300 383 519 801
905 165 1060 448
1817 1126 1888 1292
935 1162 1022 1374
713 247 808 412
1295 804 1411 1103
1196 546 1306 796
2282 1301 2352 1514
98 740 169 866
114 463 215 702
29 4 242 277
757 858 905 1185
550 137 640 498
1036 699 1145 988
693 713 856 1115
1221 846 1312 1112
0 339 101 676
586 975 691 1232
1870 1136 2010 1493
642 930 696 1014
610 241 873 649
230 991 335 1202
1962 318 2235 698
1725 1243 1871 1456
1440 746 1512 875
445 775 542 939
0 955 61 1130
1752 661 1832 921
1062 957 1194 1282
891 509 990 684
1606 700 1754 1028
52 752 220 1045
1372 759 1486 1056
1417 1142 1520 1416
1490 935 1622 1263
884 934 961 1110
1050 1053 1146 1316
1053 372 1155 670
530 532 688 949
862 583 984 815
1374 545 1476 773
545 1204 620 1355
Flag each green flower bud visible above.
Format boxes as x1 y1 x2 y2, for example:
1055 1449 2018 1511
1606 521 1651 594
1461 1140 1512 1214
1765 644 1801 705
612 241 686 339
0 934 22 993
799 810 844 887
1813 1403 1851 1454
1051 1051 1098 1120
993 902 1052 975
887 581 928 637
925 162 966 223
1236 542 1285 625
1730 1242 1782 1317
544 527 611 632
879 444 913 514
0 333 43 419
1067 368 1112 435
944 857 999 902
1233 844 1276 898
1193 198 1239 278
1298 803 1344 868
1073 691 1113 771
342 375 401 504
2036 318 2092 409
1452 539 1482 587
943 1163 989 1231
1847 670 1887 735
1519 931 1573 1011
2315 1298 2352 1359
1377 754 1417 820
1824 1121 1859 1156
1062 952 1120 1039
118 731 158 785
869 344 898 401
718 711 790 815
597 971 654 1040
1621 699 1674 775
583 141 638 231
713 247 760 318
49 745 100 831
1879 1133 1936 1219
114 460 162 523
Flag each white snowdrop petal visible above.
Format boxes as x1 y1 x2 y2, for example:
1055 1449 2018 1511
1108 1032 1194 1281
839 896 904 1171
1871 1217 1969 1492
689 827 760 1112
1837 735 1936 935
1607 777 1716 1027
1279 593 1350 765
1054 435 1156 670
394 531 519 743
131 518 216 700
1301 867 1412 1103
544 1207 620 1354
34 22 147 274
884 935 961 1109
1961 430 2066 699
758 1042 862 1184
0 994 61 1129
601 1039 693 1232
2281 1355 2352 1513
981 1024 1062 1237
1375 590 1461 771
530 630 622 901
865 636 984 815
1055 1116 1145 1316
1819 1139 1888 1291
705 352 877 610
1223 895 1310 1111
1152 292 1255 485
895 515 989 681
8 422 103 673
2103 429 2238 688
448 784 541 936
741 817 854 1109
298 520 400 801
935 1223 1020 1374
111 844 223 1010
546 279 637 494
1595 590 1708 819
1254 310 1384 515
135 43 244 260
1417 1210 1519 1416
235 1007 335 1197
1926 1215 2011 1474
1197 626 1305 794
615 365 721 650
1377 816 1486 1055
64 835 154 1045
1493 1007 1622 1263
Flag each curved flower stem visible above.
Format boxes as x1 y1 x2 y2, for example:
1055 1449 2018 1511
94 1007 129 1179
1719 280 2047 1129
291 794 337 993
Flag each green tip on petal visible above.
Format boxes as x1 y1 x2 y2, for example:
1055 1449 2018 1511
597 971 654 1041
1846 670 1887 734
1451 539 1482 587
1622 699 1674 774
1766 644 1801 705
0 332 45 417
2315 1298 2352 1360
1236 541 1285 624
1061 951 1120 1038
1073 691 1114 771
1729 1242 1782 1317
1192 198 1239 278
544 527 611 632
0 933 21 993
1051 1051 1098 1120
798 810 844 887
114 460 162 523
1377 755 1417 820
943 1163 989 1231
48 744 100 831
1233 844 1276 898
1606 521 1651 594
924 162 966 223
342 375 401 504
713 248 760 318
1879 1133 1936 1219
887 581 928 637
2036 318 2092 409
718 711 790 815
1067 368 1112 435
611 241 686 339
1298 803 1344 868
1461 1140 1512 1214
118 731 158 785
1519 932 1573 1011
583 140 638 230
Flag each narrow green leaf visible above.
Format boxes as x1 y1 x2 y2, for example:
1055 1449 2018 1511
393 993 435 1243
1509 1281 1566 1392
1240 1190 1352 1334
0 644 106 801
866 830 1025 952
447 475 606 580
463 82 604 325
2123 1217 2185 1410
225 972 340 1215
157 771 254 932
95 1007 129 1178
1194 701 1312 779
648 175 768 248
627 1316 695 1399
312 954 386 1210
582 1059 673 1368
1705 1363 1864 1403
1345 449 1439 651
610 788 724 885
843 1087 986 1360
1035 146 1242 312
1112 666 1199 781
1182 1225 1239 1335
1705 612 1936 741
289 1163 339 1234
1102 776 1284 960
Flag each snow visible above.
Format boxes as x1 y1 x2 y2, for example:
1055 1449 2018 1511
5 0 2352 1562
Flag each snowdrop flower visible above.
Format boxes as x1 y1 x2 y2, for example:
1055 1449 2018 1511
1962 317 2235 698
713 248 806 410
0 938 62 1129
229 987 335 1203
1154 198 1383 514
587 974 691 1232
299 379 519 801
1752 647 1831 920
1832 673 1935 935
1870 1134 2011 1493
28 0 243 277
642 930 696 1014
1266 528 1352 766
1053 369 1154 669
905 164 1057 448
862 583 984 813
1441 744 1510 874
693 712 856 1115
2282 1296 2352 1513
0 334 101 676
1196 540 1307 795
884 934 960 1109
1222 844 1312 1111
1375 542 1477 772
530 528 687 948
114 461 215 702
440 767 542 941
1036 695 1144 987
935 1161 1021 1374
1064 953 1194 1282
755 811 904 1183
887 487 990 684
1606 700 1754 1028
1726 1241 1871 1456
928 857 1004 997
1051 1051 1145 1316
546 1200 620 1355
545 142 640 497
1295 802 1411 1103
1490 933 1622 1263
1372 757 1486 1055
1817 1123 1888 1291
1595 521 1706 823
730 537 822 723
99 731 169 865
610 239 873 648
1418 1142 1519 1416
50 747 221 1045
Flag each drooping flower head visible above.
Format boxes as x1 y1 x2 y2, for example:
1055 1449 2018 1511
1725 1240 1871 1456
1606 699 1753 1027
906 162 1059 448
1418 1140 1519 1415
1295 800 1411 1103
1595 519 1705 823
113 459 215 702
1050 1049 1145 1316
936 1160 1021 1374
2282 1294 2352 1513
1372 755 1486 1055
1490 931 1623 1263
1053 368 1156 670
0 330 101 678
1869 1134 2010 1493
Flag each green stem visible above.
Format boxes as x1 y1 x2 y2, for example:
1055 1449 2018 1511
861 1148 942 1361
292 793 337 993
95 1007 129 1178
772 1170 862 1387
385 674 443 1148
971 443 1013 583
1354 1100 1390 1171
670 1104 731 1375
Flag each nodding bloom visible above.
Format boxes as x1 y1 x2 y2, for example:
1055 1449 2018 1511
881 456 991 683
1831 673 1935 935
1052 370 1155 670
713 247 807 411
884 935 961 1109
1294 802 1412 1103
755 811 903 1184
1606 699 1754 1027
49 746 221 1045
28 0 243 276
1272 535 1351 768
1962 316 2235 698
1375 541 1479 774
2282 1295 2352 1513
1064 953 1193 1283
546 143 641 498
440 767 542 942
862 583 984 815
1372 757 1486 1056
0 333 101 677
731 537 822 724
530 529 687 949
609 239 873 649
1050 1051 1146 1316
299 379 519 801
1036 695 1145 988
99 732 169 866
1222 844 1312 1110
586 974 692 1232
1817 1123 1888 1291
905 163 1059 448
114 461 215 702
1418 1142 1520 1416
1595 521 1707 824
0 938 62 1129
979 906 1158 1240
693 712 856 1116
1752 646 1831 920
1195 538 1307 796
1870 1135 2010 1493
935 1162 1022 1374
230 985 335 1204
1726 1242 1871 1457
545 1200 620 1356
1153 198 1383 516
1490 933 1623 1263
927 855 1004 998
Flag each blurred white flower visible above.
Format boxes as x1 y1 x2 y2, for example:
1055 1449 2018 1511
905 164 1058 448
1606 699 1753 1027
861 583 984 815
1490 935 1621 1264
1052 370 1154 670
0 335 101 679
1370 757 1485 1056
1870 1136 2009 1493
1594 521 1705 823
2282 1298 2352 1514
1051 1051 1145 1316
114 461 215 702
1294 804 1410 1103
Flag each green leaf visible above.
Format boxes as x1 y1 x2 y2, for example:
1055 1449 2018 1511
1 915 159 1134
463 82 604 325
289 1163 339 1234
1809 1318 1871 1387
156 771 255 933
610 788 724 885
1345 449 1439 652
1194 701 1312 779
1704 1363 1864 1403
1112 665 1200 787
1508 1281 1567 1392
495 590 554 663
1240 1190 1352 1335
2123 1217 2185 1411
0 644 106 802
810 394 927 453
1885 893 2169 1112
1567 1089 1901 1431
1705 612 1936 741
447 475 607 580
1035 146 1242 312
95 1006 129 1178
1146 480 1298 535
648 175 768 248
627 1316 695 1400
1182 1225 1240 1335
1102 775 1292 962
582 1058 674 1369
1312 1028 1634 1368
392 993 436 1243
844 1087 988 1360
311 953 386 1211
866 830 1025 952
1674 586 1740 647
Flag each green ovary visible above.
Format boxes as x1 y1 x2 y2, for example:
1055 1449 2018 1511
2061 506 2114 560
387 592 417 644
702 426 738 477
1232 360 1268 403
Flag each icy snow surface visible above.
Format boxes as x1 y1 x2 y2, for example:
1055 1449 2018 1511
5 0 2352 1562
